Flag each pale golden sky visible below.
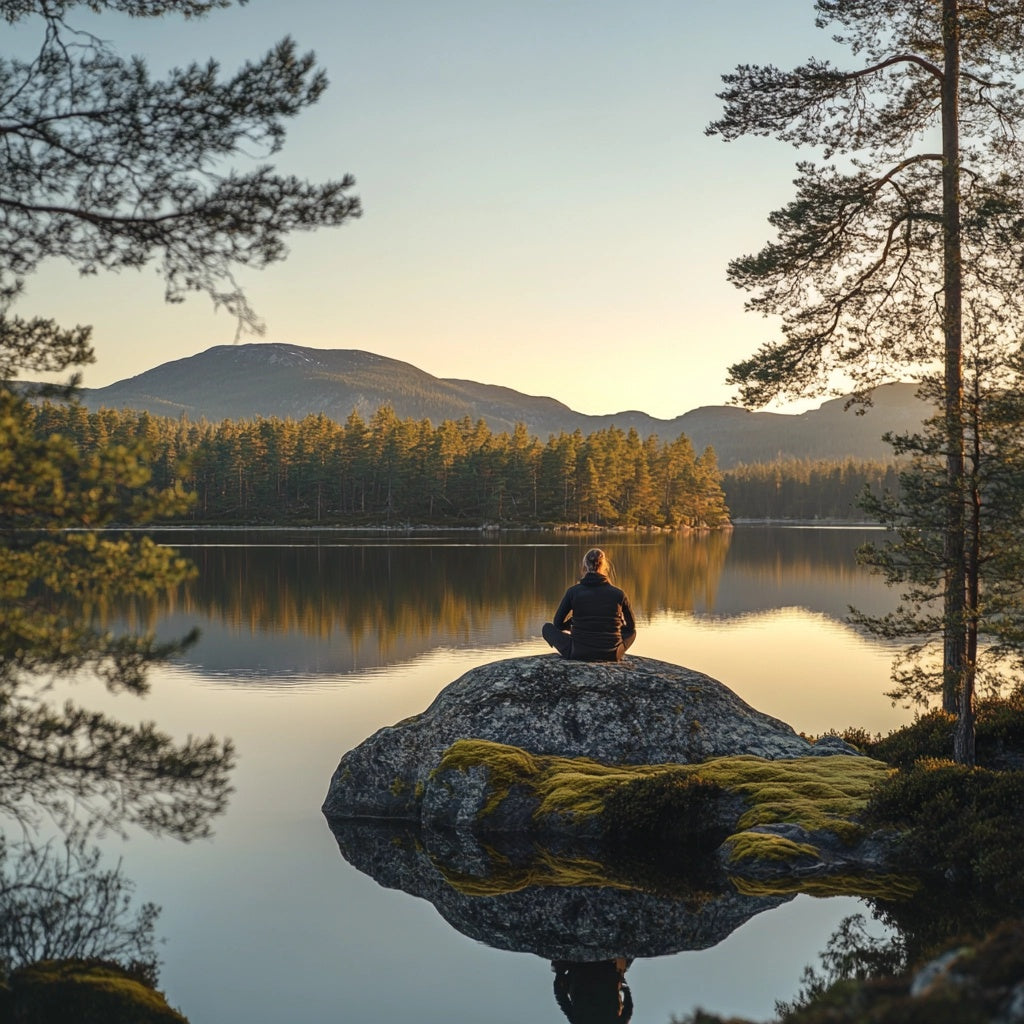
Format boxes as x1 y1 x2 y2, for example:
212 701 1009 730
19 0 840 418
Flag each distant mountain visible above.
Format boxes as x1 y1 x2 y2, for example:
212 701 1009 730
73 342 932 469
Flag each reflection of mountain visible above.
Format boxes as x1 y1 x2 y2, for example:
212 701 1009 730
329 820 790 962
107 529 896 677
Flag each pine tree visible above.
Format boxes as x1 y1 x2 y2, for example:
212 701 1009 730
1 0 355 832
708 0 1024 758
856 344 1024 764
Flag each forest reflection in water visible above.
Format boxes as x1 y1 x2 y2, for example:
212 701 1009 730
105 526 896 679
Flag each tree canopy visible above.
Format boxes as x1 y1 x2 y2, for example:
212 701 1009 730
1 0 357 839
709 0 1024 761
0 0 361 381
29 401 732 530
708 0 1024 408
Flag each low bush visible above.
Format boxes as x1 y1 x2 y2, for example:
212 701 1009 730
840 687 1024 769
864 760 1024 903
7 959 187 1024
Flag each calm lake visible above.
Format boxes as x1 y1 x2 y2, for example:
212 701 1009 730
52 526 915 1023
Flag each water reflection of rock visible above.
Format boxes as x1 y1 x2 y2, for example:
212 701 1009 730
329 820 791 962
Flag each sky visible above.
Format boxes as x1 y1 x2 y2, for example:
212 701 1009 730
18 0 847 419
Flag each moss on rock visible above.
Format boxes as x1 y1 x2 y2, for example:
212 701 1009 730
433 738 894 887
731 873 919 901
439 848 636 897
686 754 890 844
436 740 887 831
724 831 820 864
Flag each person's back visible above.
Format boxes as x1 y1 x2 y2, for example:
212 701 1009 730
542 548 636 662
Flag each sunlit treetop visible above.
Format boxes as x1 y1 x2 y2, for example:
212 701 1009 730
707 1 1024 408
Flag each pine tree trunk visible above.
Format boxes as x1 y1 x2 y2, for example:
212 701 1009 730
941 0 967 723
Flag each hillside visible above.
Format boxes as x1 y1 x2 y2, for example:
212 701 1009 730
73 342 932 469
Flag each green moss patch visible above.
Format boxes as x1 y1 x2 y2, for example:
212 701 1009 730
437 740 888 838
731 873 919 901
439 847 636 897
434 739 893 891
435 739 666 820
692 754 892 844
725 831 820 864
9 959 187 1023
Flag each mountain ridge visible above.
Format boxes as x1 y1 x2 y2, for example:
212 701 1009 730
71 342 931 469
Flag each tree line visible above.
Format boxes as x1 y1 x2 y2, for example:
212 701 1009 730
31 403 731 529
721 458 902 521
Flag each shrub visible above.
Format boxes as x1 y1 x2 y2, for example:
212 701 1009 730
861 689 1024 769
8 959 187 1024
866 711 957 767
864 760 1024 903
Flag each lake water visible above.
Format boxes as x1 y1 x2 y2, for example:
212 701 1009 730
35 527 915 1023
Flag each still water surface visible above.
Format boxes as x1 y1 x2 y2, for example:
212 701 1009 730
71 527 912 1022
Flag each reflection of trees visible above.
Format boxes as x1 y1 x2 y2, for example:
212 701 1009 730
721 527 881 588
94 529 902 679
109 533 735 652
0 830 157 970
608 533 731 616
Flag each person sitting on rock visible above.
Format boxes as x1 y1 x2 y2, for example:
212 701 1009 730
542 548 636 662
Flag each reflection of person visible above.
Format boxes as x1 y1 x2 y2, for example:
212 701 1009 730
542 548 636 662
552 958 633 1023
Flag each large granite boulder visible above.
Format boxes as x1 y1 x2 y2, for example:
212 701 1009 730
322 654 856 824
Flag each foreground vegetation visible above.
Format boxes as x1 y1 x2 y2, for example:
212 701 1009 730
666 691 1024 1024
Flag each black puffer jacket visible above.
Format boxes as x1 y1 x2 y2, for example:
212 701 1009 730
551 572 636 661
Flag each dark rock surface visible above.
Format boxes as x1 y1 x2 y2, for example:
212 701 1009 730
322 654 855 823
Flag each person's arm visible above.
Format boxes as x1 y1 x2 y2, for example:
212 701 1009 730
553 589 573 631
621 595 636 637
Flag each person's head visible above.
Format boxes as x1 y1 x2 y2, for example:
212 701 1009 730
581 548 611 577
